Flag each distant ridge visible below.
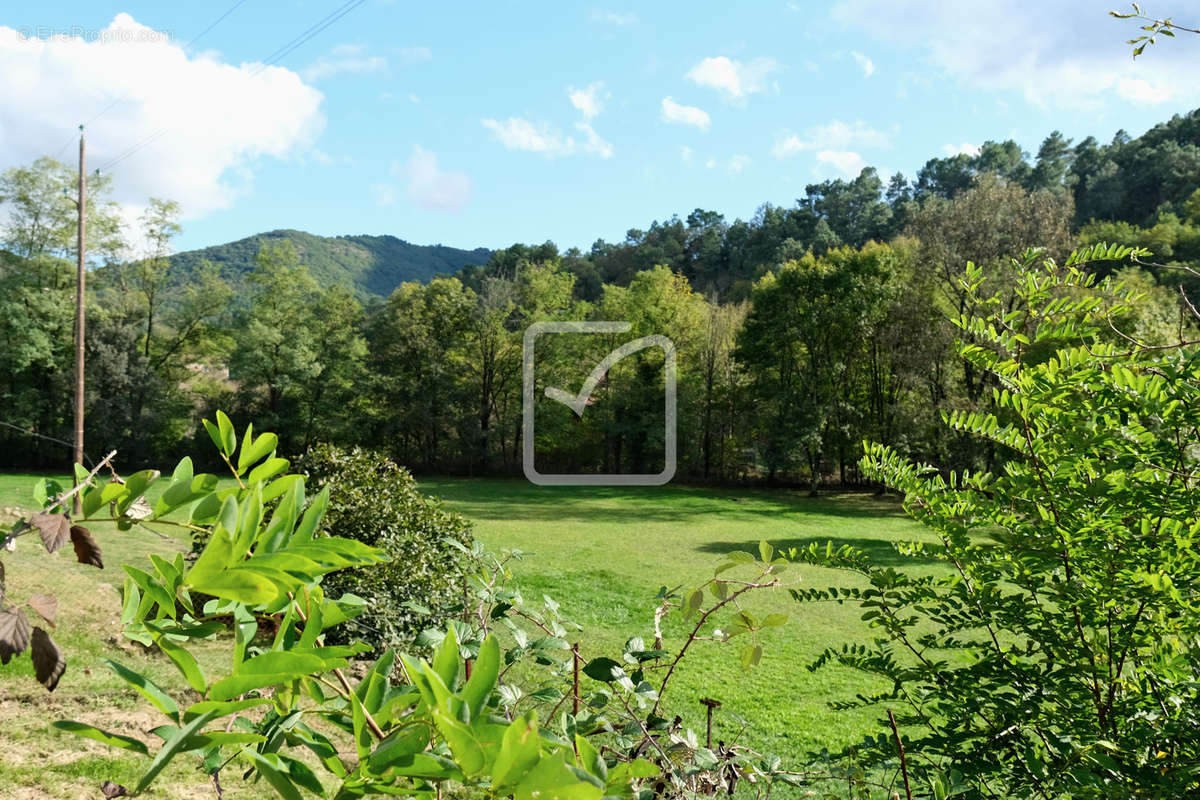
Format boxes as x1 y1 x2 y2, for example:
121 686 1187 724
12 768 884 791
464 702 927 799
169 229 491 298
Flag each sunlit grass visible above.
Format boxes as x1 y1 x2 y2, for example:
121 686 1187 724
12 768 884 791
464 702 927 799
419 478 944 762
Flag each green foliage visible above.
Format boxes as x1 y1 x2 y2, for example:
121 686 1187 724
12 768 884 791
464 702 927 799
36 415 656 799
799 245 1200 798
298 444 474 650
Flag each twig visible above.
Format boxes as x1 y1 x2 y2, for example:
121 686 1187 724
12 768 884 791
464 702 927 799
887 709 913 800
289 594 386 739
58 449 118 509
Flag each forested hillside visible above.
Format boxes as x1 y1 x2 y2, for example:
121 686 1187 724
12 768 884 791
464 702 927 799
169 228 491 298
460 110 1200 302
1 109 1197 482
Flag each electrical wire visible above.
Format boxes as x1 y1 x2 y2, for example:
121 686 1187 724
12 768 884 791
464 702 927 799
0 420 95 467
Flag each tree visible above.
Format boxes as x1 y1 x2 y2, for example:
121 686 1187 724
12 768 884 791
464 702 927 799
736 244 898 488
802 245 1200 798
133 198 182 359
365 277 474 470
905 173 1074 408
230 241 345 453
0 156 123 262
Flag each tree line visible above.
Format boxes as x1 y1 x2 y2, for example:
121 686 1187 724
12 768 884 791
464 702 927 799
1 110 1198 484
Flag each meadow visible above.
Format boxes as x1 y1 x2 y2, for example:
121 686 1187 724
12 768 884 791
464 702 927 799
417 480 943 762
0 471 940 797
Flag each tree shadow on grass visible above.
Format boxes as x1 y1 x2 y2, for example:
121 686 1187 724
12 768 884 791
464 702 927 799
697 535 945 568
418 478 913 526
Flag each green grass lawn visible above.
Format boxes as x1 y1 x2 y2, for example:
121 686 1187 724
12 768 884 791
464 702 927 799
417 478 942 764
0 470 940 797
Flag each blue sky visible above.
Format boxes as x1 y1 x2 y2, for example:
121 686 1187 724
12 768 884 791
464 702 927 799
2 1 1199 254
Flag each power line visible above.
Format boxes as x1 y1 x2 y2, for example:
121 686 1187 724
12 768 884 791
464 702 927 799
0 421 95 467
259 0 362 67
97 0 367 174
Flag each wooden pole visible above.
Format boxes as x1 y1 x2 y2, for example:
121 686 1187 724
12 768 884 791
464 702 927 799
72 126 86 515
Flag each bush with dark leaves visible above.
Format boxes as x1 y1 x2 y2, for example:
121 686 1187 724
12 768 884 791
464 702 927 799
299 443 473 649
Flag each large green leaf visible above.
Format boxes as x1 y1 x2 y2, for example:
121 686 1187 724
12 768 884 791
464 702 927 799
462 634 499 719
243 750 303 800
215 410 236 457
184 697 272 722
366 724 431 773
209 651 328 701
52 721 149 755
104 659 180 722
515 749 603 800
431 710 485 776
238 431 278 474
491 714 542 792
135 710 217 793
155 635 207 694
196 567 281 605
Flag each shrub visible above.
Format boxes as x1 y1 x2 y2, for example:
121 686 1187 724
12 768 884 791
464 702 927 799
798 245 1200 799
299 443 473 649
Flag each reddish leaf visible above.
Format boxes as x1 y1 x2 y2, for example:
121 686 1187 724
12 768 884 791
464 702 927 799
28 593 57 627
101 781 128 798
70 526 103 569
0 607 31 665
31 626 65 691
0 560 5 602
30 513 71 554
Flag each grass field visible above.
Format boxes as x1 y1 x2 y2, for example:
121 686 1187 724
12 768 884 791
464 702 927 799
417 479 942 763
0 471 940 797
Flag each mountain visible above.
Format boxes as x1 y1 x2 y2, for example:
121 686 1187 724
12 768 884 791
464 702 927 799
169 229 491 298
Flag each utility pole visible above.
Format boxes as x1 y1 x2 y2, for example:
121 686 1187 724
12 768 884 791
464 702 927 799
73 125 86 515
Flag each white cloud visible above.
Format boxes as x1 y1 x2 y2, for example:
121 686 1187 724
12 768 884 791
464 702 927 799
575 122 614 158
772 120 890 158
727 154 751 175
483 84 614 159
686 55 779 101
1116 77 1172 105
373 182 398 207
591 10 638 25
396 146 471 213
482 117 613 159
816 150 867 177
568 82 607 120
397 45 433 62
830 0 1200 110
302 43 386 81
660 96 711 130
942 142 981 157
850 50 875 78
483 118 572 156
680 145 694 165
705 154 751 175
0 14 324 219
